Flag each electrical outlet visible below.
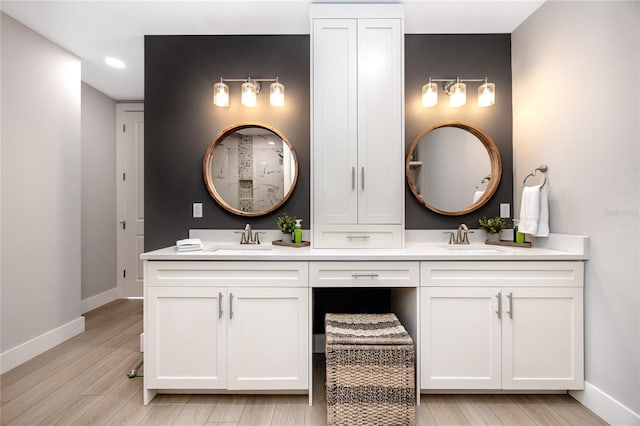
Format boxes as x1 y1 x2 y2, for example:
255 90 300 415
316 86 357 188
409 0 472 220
193 202 203 218
500 203 510 218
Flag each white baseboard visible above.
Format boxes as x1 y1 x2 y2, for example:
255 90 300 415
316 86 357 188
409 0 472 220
81 287 118 313
571 382 640 425
0 316 85 374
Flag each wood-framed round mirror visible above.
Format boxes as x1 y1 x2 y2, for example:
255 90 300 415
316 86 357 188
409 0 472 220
203 122 298 217
406 121 502 216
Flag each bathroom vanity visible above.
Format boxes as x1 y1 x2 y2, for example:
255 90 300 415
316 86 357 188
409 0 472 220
141 236 587 405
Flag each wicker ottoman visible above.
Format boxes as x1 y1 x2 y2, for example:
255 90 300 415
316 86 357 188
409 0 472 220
325 313 416 426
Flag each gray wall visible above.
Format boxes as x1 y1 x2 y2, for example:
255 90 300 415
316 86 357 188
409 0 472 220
513 2 639 421
1 13 82 356
144 35 310 251
81 83 117 301
405 34 513 228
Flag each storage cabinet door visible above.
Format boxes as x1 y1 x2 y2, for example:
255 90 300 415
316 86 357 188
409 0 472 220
502 287 584 389
313 18 358 225
421 287 501 389
146 286 227 389
357 18 403 225
227 287 309 390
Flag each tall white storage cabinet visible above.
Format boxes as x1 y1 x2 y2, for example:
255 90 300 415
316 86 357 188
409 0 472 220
311 5 404 248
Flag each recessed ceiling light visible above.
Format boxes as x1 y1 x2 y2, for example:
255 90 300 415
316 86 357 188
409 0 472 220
105 57 126 69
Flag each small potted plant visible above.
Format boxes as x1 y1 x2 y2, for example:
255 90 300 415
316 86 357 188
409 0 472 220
276 213 296 242
478 216 507 242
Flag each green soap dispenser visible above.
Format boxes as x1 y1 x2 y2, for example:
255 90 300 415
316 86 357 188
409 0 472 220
294 219 303 244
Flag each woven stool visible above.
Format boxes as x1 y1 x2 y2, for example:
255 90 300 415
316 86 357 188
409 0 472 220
325 313 416 426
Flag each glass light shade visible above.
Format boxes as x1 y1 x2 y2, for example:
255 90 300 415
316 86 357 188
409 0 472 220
421 82 438 107
241 81 257 107
270 81 285 107
449 82 466 107
213 81 229 107
478 82 495 107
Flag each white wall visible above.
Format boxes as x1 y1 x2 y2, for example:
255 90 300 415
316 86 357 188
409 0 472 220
81 83 116 306
1 13 83 372
512 2 640 423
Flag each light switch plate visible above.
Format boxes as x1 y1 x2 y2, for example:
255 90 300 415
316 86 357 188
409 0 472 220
500 203 510 218
193 202 203 218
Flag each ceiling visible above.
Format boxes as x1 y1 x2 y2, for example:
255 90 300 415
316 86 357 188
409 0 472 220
0 1 544 101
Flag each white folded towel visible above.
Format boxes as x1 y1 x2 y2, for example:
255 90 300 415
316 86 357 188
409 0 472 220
518 185 541 234
473 190 485 203
535 186 549 237
176 238 203 252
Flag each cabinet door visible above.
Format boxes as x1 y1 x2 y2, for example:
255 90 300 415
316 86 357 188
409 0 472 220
502 287 584 389
146 287 227 389
312 19 358 224
357 18 403 224
421 287 501 389
227 287 309 390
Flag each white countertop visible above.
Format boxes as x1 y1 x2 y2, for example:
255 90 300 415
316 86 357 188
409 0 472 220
141 234 589 261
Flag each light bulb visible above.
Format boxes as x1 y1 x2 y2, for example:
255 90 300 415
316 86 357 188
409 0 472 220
270 79 285 107
213 80 229 107
241 80 257 107
478 81 495 107
449 80 466 107
421 81 438 107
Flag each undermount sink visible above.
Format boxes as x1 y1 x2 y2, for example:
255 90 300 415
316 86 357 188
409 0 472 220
208 245 273 253
438 244 503 254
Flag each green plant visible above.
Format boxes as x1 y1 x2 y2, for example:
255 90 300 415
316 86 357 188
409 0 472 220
478 216 507 233
276 213 296 234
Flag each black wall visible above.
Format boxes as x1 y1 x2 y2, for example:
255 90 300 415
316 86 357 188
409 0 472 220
145 35 310 250
144 34 512 250
405 34 513 228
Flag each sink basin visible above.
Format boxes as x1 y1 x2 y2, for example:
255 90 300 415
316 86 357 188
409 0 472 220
208 245 273 253
438 245 502 254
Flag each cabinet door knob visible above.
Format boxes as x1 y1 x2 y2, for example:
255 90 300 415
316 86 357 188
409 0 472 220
229 293 234 319
218 292 223 319
507 292 513 318
495 292 502 319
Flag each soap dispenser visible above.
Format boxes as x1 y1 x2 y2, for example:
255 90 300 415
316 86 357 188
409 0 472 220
294 219 302 244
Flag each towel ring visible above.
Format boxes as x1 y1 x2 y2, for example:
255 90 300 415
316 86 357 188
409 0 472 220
523 164 548 188
475 175 491 190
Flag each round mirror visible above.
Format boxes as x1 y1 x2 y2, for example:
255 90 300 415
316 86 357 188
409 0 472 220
203 123 298 217
406 121 501 216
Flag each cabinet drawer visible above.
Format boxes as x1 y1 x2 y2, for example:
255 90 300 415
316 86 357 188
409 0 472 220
421 261 583 287
146 261 308 287
310 261 419 287
312 224 402 248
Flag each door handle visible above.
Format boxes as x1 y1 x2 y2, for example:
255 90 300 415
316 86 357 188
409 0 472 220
507 292 513 319
352 166 355 190
218 292 223 319
229 292 234 319
495 292 502 319
361 166 365 190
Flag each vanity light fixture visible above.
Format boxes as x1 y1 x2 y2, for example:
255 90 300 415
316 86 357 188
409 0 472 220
422 77 496 108
213 77 285 108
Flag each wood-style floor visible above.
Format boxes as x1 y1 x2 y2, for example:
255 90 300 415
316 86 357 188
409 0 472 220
0 299 608 425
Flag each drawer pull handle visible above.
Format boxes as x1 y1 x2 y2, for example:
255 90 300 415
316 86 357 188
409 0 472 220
495 292 502 319
229 293 234 320
346 235 371 239
507 292 513 319
218 292 223 319
351 273 379 278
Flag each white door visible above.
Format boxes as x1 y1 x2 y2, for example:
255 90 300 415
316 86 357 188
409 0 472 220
502 287 584 390
146 286 227 389
117 104 144 297
357 18 403 224
227 287 309 390
312 19 358 225
421 287 502 389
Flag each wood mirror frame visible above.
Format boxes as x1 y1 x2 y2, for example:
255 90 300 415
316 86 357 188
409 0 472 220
203 122 299 217
406 121 502 216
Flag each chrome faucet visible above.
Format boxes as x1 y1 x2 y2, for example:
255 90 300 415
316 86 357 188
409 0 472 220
444 223 474 244
235 224 264 244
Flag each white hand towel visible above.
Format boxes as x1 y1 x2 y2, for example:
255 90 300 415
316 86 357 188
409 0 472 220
473 190 485 203
518 185 541 234
534 186 549 237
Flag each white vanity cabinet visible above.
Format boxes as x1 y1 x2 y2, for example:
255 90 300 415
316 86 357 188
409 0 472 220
420 261 584 391
311 5 404 248
144 261 309 404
